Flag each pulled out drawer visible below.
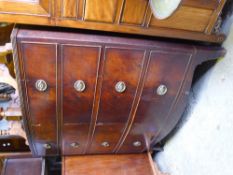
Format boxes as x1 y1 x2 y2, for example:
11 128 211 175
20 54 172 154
62 153 163 175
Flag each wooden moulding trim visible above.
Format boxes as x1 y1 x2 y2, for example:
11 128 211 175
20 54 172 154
0 14 53 25
56 19 226 43
11 27 36 155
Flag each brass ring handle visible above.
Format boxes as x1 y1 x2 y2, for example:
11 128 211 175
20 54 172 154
43 143 51 149
70 142 79 148
74 80 86 92
133 141 142 147
35 79 48 92
115 81 126 93
156 84 168 96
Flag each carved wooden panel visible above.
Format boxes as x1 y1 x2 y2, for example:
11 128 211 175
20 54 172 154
84 0 118 22
150 6 213 32
121 0 148 25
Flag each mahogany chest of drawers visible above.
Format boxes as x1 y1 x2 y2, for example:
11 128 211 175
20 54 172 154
11 26 225 157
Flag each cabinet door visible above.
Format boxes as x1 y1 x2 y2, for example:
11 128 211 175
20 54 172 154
88 47 146 154
118 50 192 153
19 43 58 156
0 0 52 25
62 45 101 155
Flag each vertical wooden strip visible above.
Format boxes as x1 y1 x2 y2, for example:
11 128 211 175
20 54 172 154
144 6 153 28
77 0 85 19
205 0 227 34
56 44 62 155
114 0 125 24
84 46 104 154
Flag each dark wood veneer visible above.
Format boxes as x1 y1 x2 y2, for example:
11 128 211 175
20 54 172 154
12 26 226 156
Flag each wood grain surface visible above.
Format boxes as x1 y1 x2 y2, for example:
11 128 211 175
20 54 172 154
12 26 225 156
62 153 159 175
0 0 227 43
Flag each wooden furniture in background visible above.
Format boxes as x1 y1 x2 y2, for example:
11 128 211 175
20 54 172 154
1 157 45 175
0 0 227 43
12 26 225 157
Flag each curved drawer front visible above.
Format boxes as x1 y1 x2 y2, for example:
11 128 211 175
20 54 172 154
117 51 192 153
88 48 146 154
61 44 101 155
19 42 58 156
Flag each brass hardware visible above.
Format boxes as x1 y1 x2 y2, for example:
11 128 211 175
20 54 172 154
101 141 110 147
70 142 79 148
156 84 168 96
74 80 86 92
43 143 51 149
115 81 126 93
35 79 48 92
133 141 142 147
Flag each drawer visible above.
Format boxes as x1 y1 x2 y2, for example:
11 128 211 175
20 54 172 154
88 124 125 154
62 45 101 124
62 124 89 155
19 42 58 156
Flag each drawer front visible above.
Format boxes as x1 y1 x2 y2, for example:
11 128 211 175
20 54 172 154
62 45 101 155
20 43 58 156
88 48 145 153
62 45 100 124
62 124 89 155
118 50 192 153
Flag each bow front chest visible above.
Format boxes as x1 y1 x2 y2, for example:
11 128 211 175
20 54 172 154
12 26 225 157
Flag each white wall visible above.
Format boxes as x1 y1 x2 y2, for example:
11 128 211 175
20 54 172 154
155 24 233 175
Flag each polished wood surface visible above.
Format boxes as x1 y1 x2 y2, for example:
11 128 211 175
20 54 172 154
62 153 160 175
19 43 58 156
12 26 225 156
1 157 45 175
0 0 227 43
